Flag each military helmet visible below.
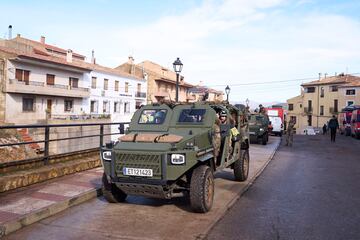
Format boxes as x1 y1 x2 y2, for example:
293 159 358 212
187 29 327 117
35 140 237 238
220 110 227 117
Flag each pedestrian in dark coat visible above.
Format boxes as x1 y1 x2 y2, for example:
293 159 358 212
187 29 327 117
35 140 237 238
328 115 339 142
322 123 327 135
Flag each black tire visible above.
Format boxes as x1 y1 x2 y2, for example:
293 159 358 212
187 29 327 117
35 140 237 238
234 149 249 181
261 134 267 145
102 173 127 203
190 165 214 213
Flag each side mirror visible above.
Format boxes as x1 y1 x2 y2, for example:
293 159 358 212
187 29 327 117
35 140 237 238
119 123 125 134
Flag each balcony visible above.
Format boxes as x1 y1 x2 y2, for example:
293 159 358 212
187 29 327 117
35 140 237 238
6 79 90 98
304 107 312 114
329 107 338 114
135 91 146 98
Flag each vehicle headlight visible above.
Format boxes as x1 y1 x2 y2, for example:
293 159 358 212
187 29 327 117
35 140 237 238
259 128 264 131
171 154 185 165
102 151 112 161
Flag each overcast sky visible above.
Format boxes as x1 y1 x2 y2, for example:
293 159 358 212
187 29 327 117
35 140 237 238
1 0 360 103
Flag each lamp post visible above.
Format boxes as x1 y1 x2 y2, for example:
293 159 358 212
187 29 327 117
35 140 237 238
225 85 230 102
246 98 249 107
173 57 183 102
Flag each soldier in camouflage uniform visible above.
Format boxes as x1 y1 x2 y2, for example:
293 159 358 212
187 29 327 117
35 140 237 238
286 118 295 146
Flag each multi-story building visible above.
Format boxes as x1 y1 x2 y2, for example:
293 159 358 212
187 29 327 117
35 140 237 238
116 57 194 103
84 62 147 123
0 36 91 124
287 74 360 133
188 84 223 102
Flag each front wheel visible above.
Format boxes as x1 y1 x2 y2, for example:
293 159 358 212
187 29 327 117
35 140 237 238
190 165 214 213
233 150 250 182
102 173 127 203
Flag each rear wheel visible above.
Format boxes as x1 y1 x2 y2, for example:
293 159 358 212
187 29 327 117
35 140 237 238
233 149 249 182
102 173 127 203
190 165 214 213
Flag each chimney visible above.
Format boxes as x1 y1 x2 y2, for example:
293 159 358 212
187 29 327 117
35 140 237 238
128 55 134 64
8 25 12 39
17 34 21 38
40 36 45 44
66 49 73 63
324 73 328 79
91 50 96 64
318 73 322 81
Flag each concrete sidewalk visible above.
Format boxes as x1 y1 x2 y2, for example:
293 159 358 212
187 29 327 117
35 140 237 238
0 167 103 237
1 137 281 239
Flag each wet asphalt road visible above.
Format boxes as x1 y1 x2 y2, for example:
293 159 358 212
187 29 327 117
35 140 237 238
207 134 360 240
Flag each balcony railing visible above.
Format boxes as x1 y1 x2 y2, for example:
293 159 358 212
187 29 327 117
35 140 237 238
304 107 312 114
135 91 146 98
7 79 90 97
329 107 338 114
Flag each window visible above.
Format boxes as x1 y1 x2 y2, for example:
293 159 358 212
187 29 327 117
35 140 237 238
334 99 338 113
307 115 312 126
22 97 34 112
300 104 302 108
103 101 109 113
290 116 297 124
114 102 120 113
330 86 338 92
136 101 142 109
178 109 206 123
137 83 141 92
90 100 98 113
16 69 30 84
69 77 78 88
125 82 129 93
64 100 73 112
138 109 167 124
124 102 130 113
115 81 119 91
288 104 294 111
104 79 109 90
91 77 97 89
320 106 324 116
308 100 312 111
346 89 356 95
347 101 354 106
320 87 324 98
46 74 55 85
305 87 315 93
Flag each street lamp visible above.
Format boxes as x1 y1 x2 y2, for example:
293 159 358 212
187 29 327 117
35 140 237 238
173 57 183 102
246 98 249 107
225 85 230 102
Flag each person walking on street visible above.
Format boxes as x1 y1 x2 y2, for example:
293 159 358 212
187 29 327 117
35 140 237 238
286 118 295 146
322 123 327 135
328 115 339 142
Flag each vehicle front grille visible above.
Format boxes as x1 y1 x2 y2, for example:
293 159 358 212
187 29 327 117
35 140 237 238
114 152 162 179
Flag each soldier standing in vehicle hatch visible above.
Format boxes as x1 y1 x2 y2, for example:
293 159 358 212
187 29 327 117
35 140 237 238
286 118 295 146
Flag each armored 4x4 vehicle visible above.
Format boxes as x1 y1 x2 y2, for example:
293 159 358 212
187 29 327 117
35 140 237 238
100 102 250 213
248 113 269 145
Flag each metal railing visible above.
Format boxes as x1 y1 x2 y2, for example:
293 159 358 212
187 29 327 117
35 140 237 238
0 122 128 169
9 79 89 92
135 91 147 98
50 113 111 120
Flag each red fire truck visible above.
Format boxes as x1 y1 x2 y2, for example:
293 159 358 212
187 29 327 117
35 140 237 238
351 106 360 139
338 106 354 136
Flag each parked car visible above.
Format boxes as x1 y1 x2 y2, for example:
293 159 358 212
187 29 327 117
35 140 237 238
268 116 283 136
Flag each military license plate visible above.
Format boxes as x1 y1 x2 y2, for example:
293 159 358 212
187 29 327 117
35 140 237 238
123 167 153 177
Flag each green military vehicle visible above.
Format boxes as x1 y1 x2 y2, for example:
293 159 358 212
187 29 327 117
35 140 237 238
100 102 250 213
248 113 269 145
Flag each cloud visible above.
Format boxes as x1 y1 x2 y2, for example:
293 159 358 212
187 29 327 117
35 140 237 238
55 0 360 102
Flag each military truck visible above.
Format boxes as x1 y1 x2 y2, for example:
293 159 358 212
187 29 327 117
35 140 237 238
100 102 250 213
248 113 269 145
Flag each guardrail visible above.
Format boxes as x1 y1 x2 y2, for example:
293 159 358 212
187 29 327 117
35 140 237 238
0 122 128 169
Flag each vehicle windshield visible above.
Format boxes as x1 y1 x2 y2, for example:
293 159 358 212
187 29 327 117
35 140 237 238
178 109 206 123
249 115 264 122
138 109 167 124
